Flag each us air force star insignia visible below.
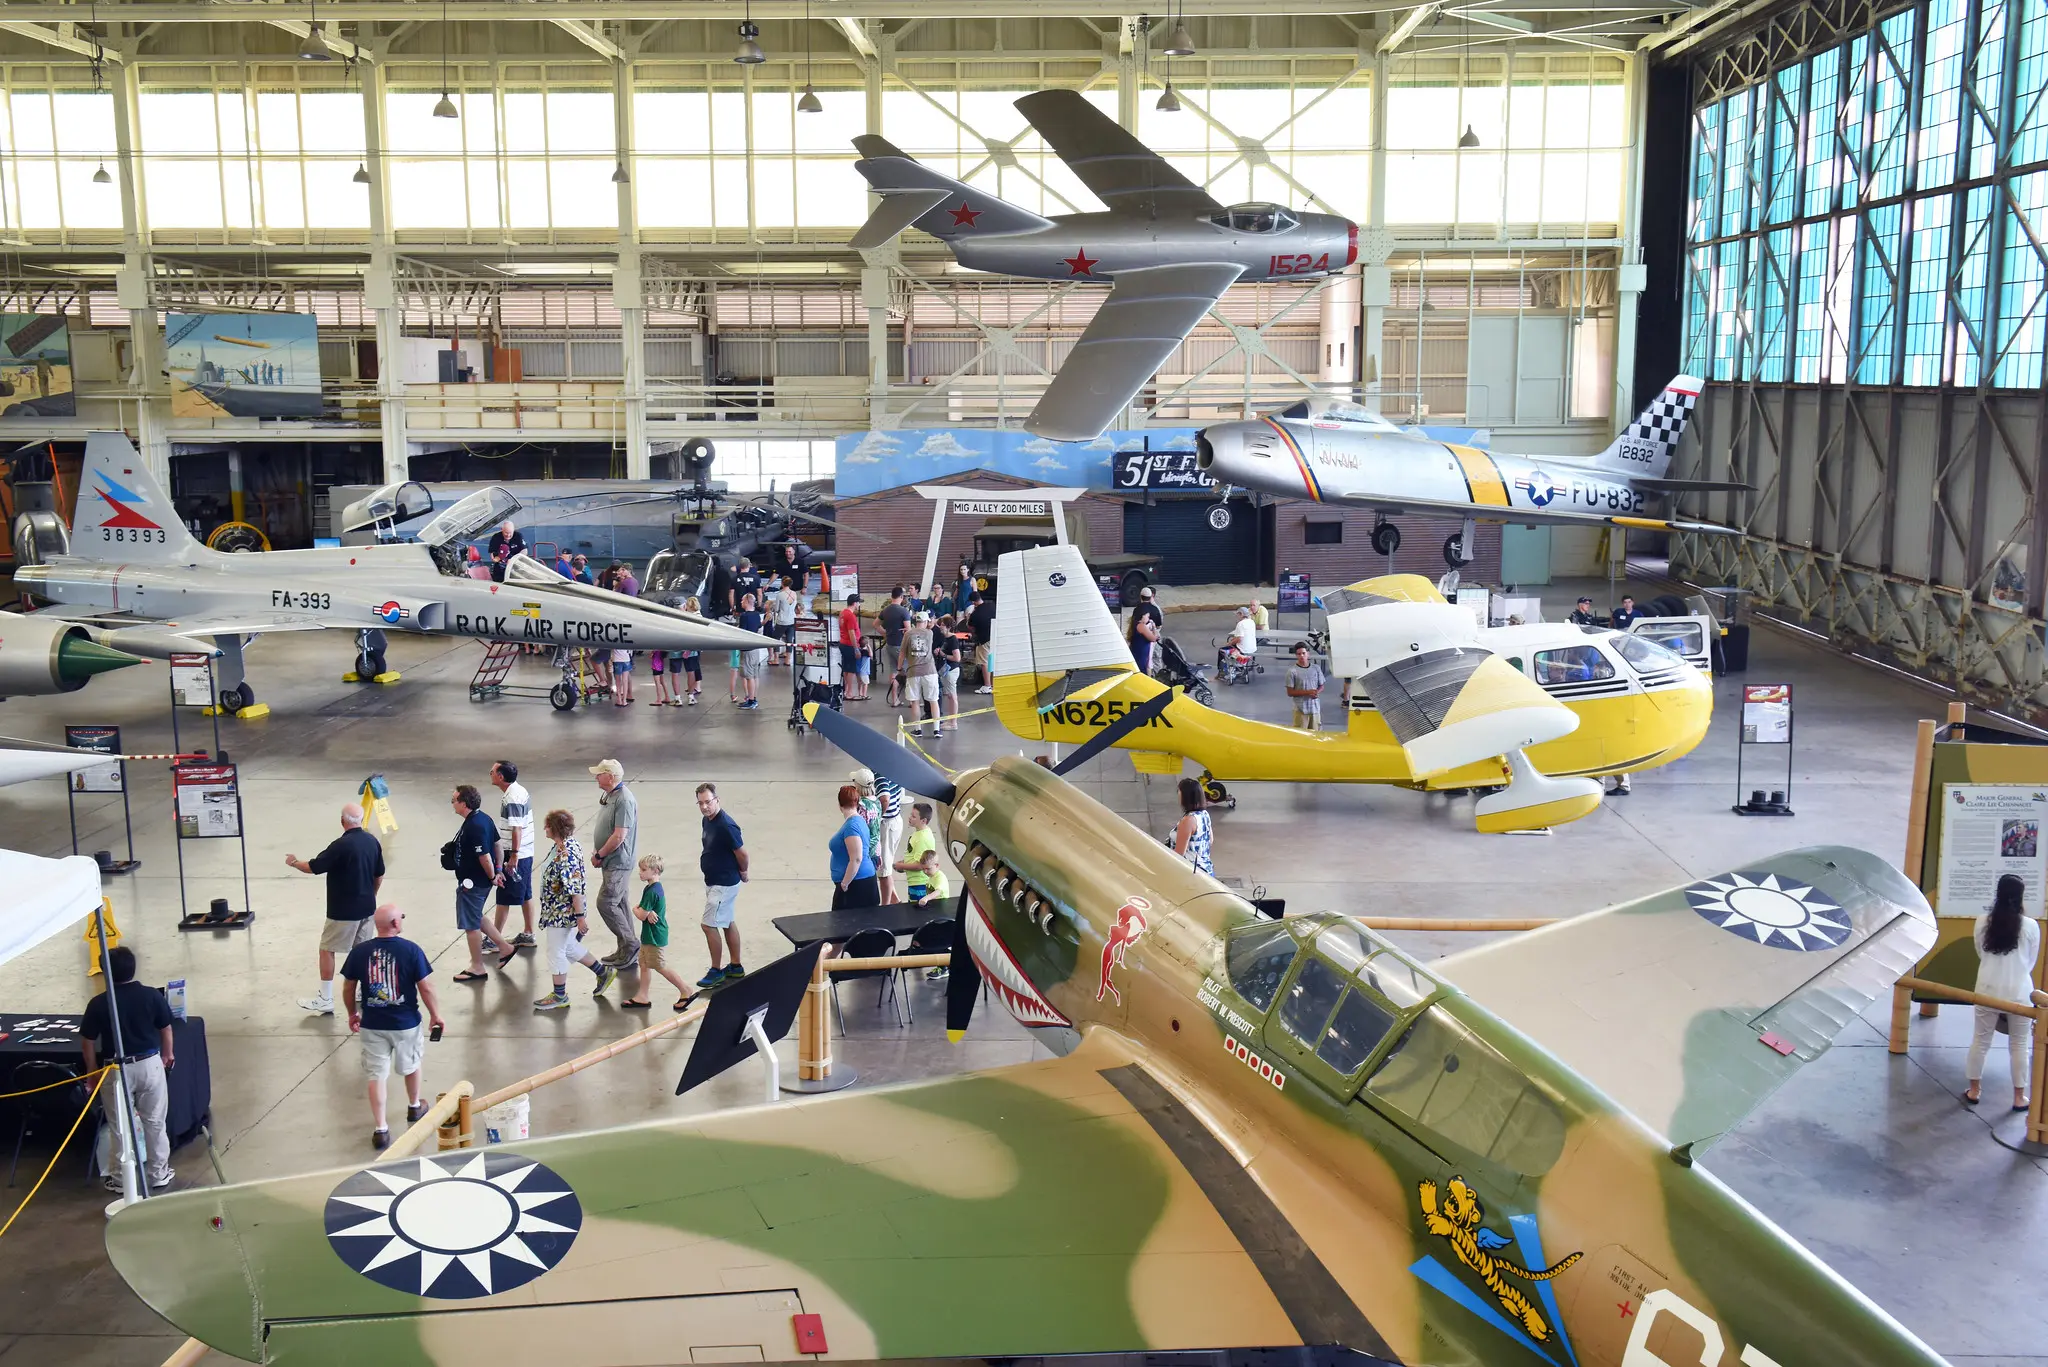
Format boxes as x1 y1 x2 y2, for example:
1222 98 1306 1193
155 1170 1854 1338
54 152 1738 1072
325 1151 581 1299
1684 872 1850 951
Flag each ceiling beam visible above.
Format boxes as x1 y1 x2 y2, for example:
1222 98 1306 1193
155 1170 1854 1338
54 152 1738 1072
1639 0 1757 52
1378 3 1439 51
0 0 1413 20
835 16 878 57
551 18 622 60
0 21 123 61
1454 10 1536 32
265 19 370 63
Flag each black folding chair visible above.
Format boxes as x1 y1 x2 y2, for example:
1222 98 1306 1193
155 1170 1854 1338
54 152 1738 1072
4 1060 94 1188
888 917 956 1025
832 927 906 1032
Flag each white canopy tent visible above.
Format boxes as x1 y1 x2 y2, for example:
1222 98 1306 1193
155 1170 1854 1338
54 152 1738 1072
0 848 102 967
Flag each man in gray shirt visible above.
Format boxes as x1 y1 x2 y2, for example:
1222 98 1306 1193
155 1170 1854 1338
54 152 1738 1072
1285 642 1327 731
588 758 641 989
879 586 910 707
903 610 940 739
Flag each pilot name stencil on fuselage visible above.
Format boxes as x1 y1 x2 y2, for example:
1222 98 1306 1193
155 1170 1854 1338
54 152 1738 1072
1047 699 1174 729
1197 977 1258 1036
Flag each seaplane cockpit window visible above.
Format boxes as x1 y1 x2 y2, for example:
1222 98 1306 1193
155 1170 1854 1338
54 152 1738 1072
1532 643 1616 685
1614 634 1690 676
1225 921 1299 1012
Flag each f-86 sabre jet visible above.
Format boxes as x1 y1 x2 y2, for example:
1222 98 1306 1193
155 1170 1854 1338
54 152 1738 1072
852 88 1357 442
12 433 775 713
107 695 1947 1367
1198 374 1749 565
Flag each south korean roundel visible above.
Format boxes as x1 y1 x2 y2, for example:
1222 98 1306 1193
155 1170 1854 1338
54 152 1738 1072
1684 871 1851 951
325 1151 581 1299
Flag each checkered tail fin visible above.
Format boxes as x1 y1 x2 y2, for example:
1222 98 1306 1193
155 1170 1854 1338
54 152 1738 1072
1588 375 1702 481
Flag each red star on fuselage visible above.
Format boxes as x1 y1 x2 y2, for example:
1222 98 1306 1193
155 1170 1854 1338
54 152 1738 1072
1064 249 1098 277
949 202 981 227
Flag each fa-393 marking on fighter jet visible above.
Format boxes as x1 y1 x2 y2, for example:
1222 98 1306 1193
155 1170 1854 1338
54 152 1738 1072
11 432 777 712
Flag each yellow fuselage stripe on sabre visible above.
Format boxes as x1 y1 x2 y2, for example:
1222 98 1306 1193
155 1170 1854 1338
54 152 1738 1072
1447 444 1511 508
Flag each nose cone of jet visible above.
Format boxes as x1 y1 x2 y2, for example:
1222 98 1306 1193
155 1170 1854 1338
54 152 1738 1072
106 1188 261 1362
656 612 785 654
55 634 142 684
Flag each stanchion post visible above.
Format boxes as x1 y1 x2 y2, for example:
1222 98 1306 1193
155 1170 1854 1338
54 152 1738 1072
1889 982 1912 1056
2031 994 2047 1147
1947 700 1966 727
798 952 829 1082
1902 718 1940 1022
436 1092 459 1152
457 1092 474 1150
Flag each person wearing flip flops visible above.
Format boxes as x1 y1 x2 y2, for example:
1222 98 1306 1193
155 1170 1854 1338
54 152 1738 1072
696 783 749 987
532 809 615 1010
489 760 538 951
448 786 520 984
1964 873 2040 1112
621 854 699 1011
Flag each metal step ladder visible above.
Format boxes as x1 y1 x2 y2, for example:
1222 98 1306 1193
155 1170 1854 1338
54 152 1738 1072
469 641 523 701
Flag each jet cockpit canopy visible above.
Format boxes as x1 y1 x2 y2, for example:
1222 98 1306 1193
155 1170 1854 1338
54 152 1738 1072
1209 203 1298 234
417 486 523 550
335 481 435 538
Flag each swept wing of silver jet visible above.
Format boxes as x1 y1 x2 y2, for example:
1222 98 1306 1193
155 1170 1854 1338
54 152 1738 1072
12 433 778 712
1196 374 1749 564
851 89 1356 443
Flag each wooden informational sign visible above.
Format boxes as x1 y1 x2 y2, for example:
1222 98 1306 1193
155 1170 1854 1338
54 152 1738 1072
1936 784 2048 919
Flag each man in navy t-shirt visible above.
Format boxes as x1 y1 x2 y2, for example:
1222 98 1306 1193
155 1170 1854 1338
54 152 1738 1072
340 904 443 1150
695 782 750 987
449 784 517 982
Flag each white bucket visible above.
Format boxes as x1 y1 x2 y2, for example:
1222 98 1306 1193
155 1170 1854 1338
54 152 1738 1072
481 1094 530 1144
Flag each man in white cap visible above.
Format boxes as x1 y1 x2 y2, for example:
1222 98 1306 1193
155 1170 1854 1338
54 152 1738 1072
903 609 940 739
587 758 640 995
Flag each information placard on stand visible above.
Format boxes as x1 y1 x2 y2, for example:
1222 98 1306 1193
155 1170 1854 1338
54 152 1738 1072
170 753 254 931
1733 683 1795 815
63 724 140 873
828 564 858 601
169 653 215 707
1277 570 1312 617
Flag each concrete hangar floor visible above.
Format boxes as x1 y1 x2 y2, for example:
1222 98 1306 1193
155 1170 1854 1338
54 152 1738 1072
0 583 2039 1367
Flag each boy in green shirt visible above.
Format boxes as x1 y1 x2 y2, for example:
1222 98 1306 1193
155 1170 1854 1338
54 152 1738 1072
894 803 952 905
623 854 697 1011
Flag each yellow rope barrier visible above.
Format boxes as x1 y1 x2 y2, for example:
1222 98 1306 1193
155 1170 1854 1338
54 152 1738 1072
0 1064 111 1101
0 1066 107 1241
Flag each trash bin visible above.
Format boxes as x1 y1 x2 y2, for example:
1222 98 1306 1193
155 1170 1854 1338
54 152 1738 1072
1720 623 1751 673
481 1094 530 1144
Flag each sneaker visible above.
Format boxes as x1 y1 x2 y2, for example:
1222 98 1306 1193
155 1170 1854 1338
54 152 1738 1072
722 962 746 980
102 1174 125 1193
925 966 950 982
297 996 334 1015
742 699 759 710
149 1170 178 1191
975 685 994 694
510 932 536 948
696 968 727 988
534 991 571 1011
592 964 619 997
687 694 698 705
372 1128 391 1150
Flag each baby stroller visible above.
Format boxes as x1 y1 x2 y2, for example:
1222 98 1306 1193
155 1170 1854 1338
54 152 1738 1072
788 629 843 732
1154 636 1216 707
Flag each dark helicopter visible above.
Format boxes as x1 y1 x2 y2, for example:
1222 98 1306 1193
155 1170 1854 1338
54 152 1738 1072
640 439 886 613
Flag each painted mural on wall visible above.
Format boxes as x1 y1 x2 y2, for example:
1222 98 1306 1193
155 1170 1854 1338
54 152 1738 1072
836 422 1492 497
0 314 74 418
167 312 323 419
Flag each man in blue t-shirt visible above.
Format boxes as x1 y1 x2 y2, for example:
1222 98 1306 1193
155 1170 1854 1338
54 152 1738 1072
340 904 444 1150
449 784 518 983
695 782 751 987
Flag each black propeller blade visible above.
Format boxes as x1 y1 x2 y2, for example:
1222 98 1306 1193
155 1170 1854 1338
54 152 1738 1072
945 900 981 1042
802 703 957 804
1052 687 1176 777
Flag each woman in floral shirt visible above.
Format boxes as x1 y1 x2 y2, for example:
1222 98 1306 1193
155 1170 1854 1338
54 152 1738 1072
534 809 616 1010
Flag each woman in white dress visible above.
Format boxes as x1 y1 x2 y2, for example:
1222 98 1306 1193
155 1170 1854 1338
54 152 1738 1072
1964 872 2041 1111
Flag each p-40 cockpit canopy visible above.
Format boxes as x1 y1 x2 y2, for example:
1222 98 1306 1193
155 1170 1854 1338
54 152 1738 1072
1209 202 1298 233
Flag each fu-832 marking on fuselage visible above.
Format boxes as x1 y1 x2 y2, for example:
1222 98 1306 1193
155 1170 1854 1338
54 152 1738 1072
13 433 777 710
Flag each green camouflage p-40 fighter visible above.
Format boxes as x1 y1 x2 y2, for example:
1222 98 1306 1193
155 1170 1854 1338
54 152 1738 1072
107 702 1944 1367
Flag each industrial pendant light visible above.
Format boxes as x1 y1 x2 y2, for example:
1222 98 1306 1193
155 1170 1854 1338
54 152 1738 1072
1156 84 1181 113
434 0 459 117
1454 11 1477 148
1459 125 1480 148
352 163 371 183
736 0 766 65
89 35 112 184
348 58 371 183
611 161 630 184
92 163 111 185
300 0 332 59
1163 0 1194 58
797 0 822 111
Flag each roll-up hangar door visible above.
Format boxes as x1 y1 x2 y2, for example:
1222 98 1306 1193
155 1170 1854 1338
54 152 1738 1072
1125 495 1263 586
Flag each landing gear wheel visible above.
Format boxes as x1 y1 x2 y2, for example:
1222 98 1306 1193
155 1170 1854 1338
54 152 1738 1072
1372 522 1401 557
1119 570 1150 606
1201 778 1237 810
1443 534 1468 567
219 683 254 713
1206 503 1233 532
549 681 579 712
354 652 375 679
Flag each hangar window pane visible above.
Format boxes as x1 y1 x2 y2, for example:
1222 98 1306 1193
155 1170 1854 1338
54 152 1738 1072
1713 239 1746 380
1953 185 1995 387
1856 202 1902 384
1719 89 1751 238
1838 36 1871 213
1825 214 1857 381
1966 0 2010 180
1865 11 1916 203
1793 222 1829 381
1904 195 1954 385
1919 0 1968 189
2012 1 2048 167
1684 247 1714 375
1759 229 1792 382
1765 67 1803 226
1804 48 1843 218
1689 102 1721 242
1993 171 2048 389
